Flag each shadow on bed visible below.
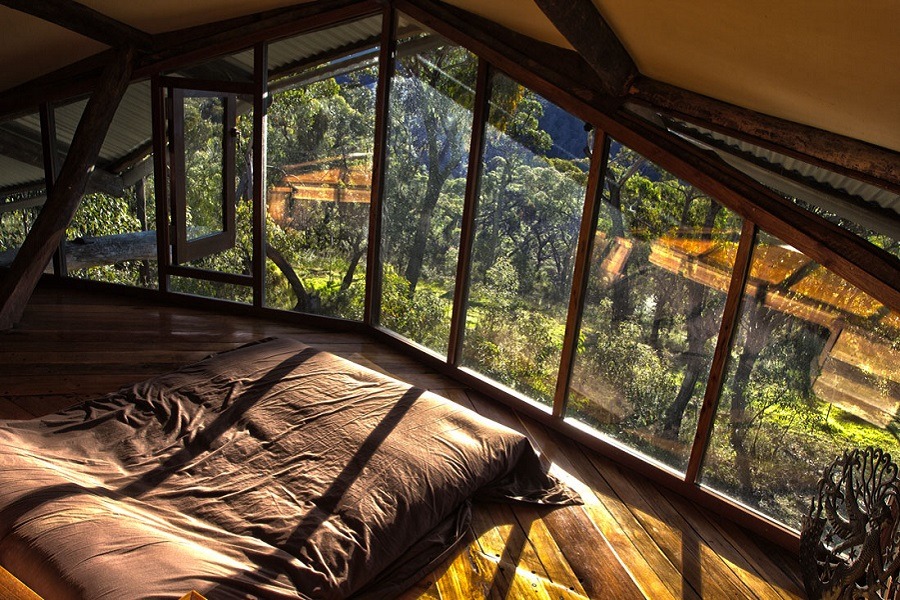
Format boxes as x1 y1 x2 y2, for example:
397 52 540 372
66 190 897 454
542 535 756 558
120 346 323 497
197 386 429 599
0 338 578 599
1 347 320 528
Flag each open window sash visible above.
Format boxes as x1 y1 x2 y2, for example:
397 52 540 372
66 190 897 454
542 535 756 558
169 87 238 264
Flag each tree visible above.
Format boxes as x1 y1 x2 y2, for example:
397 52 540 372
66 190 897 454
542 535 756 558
382 42 477 296
659 199 725 439
264 68 377 317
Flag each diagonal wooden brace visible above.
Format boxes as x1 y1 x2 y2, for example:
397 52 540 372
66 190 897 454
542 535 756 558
0 46 133 330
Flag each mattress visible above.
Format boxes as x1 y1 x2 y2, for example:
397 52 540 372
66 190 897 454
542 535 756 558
0 337 578 599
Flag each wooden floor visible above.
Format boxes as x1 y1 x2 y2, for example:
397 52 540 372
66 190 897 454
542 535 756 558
0 282 806 599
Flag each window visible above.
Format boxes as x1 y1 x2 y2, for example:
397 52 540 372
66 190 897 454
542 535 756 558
159 49 257 303
700 229 900 530
170 89 237 264
379 18 477 353
460 72 590 406
567 140 742 472
264 15 382 319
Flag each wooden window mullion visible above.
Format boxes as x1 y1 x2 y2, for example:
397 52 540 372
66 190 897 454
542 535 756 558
252 42 268 308
551 129 609 418
447 58 491 366
150 76 171 293
685 220 758 483
364 5 396 326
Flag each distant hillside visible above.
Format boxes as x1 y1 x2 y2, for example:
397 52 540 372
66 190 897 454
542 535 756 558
539 99 589 162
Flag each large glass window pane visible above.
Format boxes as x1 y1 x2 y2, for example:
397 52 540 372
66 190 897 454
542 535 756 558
171 95 254 288
700 230 900 530
182 94 226 241
264 15 381 320
379 19 477 354
567 140 742 472
460 73 590 405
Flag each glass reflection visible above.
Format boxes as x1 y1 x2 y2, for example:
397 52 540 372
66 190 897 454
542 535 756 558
567 140 742 471
700 230 900 530
461 72 590 406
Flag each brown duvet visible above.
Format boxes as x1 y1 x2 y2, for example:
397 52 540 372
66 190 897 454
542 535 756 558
0 337 578 599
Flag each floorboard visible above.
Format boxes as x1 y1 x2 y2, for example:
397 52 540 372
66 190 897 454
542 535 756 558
0 283 806 599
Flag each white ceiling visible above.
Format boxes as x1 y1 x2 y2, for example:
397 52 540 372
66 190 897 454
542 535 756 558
0 0 898 152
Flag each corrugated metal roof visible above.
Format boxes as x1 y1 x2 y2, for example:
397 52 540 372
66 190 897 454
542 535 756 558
269 14 382 75
171 15 383 82
624 102 899 246
8 80 152 171
53 81 153 164
0 15 383 198
0 154 43 190
692 125 900 216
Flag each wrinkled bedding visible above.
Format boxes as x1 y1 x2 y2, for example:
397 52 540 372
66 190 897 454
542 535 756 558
0 337 577 599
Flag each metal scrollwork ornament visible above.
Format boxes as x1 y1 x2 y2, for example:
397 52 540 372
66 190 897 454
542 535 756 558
800 447 900 599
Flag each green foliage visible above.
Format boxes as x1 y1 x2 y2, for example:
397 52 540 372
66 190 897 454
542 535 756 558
568 296 686 464
0 205 39 251
68 193 141 238
464 300 562 403
181 97 227 236
379 266 450 351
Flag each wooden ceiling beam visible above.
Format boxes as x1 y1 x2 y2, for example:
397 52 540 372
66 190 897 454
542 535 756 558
396 0 616 113
629 77 900 194
532 0 637 97
0 47 133 330
0 0 152 51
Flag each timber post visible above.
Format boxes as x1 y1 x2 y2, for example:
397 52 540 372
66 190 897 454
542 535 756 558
0 47 134 330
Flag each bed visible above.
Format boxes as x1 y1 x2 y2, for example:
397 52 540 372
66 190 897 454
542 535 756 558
0 337 578 599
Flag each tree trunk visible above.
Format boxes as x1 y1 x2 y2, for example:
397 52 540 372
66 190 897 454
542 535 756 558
402 99 459 295
726 300 785 495
341 243 364 292
602 157 644 323
0 230 156 271
728 346 759 494
658 199 724 438
403 174 446 294
265 244 311 312
660 279 711 438
649 271 672 349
